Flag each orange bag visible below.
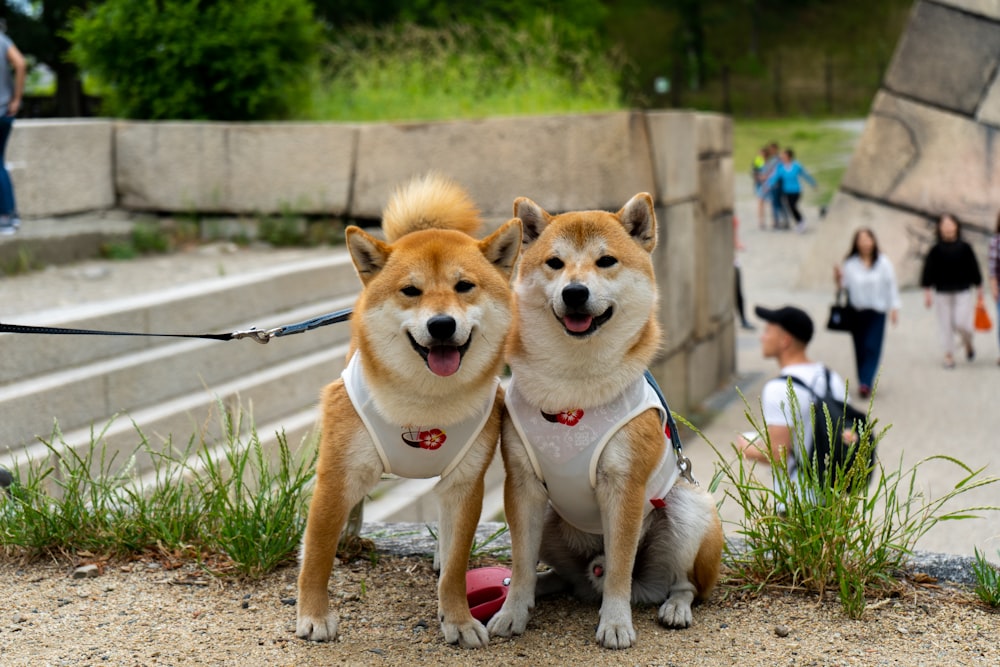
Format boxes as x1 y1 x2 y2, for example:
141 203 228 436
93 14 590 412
974 294 993 332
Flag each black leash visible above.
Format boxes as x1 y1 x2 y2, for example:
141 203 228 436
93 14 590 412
644 369 698 485
0 307 353 345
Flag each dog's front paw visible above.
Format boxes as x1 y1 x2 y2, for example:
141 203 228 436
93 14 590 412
486 603 530 637
296 611 339 642
442 617 489 648
658 597 693 628
596 599 635 649
595 617 636 649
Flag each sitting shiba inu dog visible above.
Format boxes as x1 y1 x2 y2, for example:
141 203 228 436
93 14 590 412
295 174 521 648
487 194 723 649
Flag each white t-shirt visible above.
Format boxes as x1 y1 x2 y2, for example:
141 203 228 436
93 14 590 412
760 362 848 485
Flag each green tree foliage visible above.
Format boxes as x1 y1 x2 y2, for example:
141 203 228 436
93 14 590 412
313 0 607 33
67 0 320 120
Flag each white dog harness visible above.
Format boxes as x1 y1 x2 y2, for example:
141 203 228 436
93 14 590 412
506 373 681 534
342 353 499 479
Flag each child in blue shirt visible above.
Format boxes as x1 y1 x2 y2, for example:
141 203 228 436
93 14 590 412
765 148 816 232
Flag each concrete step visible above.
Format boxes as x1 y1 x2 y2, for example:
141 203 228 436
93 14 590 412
0 250 358 384
3 342 351 477
0 295 355 448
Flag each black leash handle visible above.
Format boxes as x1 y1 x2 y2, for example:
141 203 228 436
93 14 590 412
0 306 353 344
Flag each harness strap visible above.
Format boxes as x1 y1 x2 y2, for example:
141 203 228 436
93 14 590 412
0 306 353 345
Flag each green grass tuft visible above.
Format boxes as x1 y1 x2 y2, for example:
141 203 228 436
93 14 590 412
693 387 1000 619
0 401 317 578
972 547 1000 607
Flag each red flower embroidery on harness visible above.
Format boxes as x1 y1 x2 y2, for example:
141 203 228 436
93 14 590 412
556 409 584 426
401 427 447 449
418 428 446 450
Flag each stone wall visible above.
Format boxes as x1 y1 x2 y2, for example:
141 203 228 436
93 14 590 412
6 111 735 412
8 120 115 217
803 0 1000 288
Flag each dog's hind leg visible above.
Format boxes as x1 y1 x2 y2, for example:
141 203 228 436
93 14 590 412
656 483 723 629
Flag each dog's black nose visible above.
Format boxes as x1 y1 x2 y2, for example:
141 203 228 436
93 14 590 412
562 283 590 309
427 315 457 341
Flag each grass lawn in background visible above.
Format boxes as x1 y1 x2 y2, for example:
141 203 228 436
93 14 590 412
733 118 862 208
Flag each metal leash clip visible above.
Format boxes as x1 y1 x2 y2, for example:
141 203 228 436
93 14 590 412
676 453 698 486
230 326 281 344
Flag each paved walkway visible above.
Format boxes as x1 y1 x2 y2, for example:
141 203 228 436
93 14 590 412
687 180 1000 558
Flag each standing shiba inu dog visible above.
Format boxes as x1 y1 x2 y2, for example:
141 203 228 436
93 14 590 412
295 174 522 648
486 194 723 649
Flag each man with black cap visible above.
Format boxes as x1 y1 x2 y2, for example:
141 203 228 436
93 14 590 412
736 305 848 494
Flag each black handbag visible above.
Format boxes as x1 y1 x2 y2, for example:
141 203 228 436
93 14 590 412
826 288 856 332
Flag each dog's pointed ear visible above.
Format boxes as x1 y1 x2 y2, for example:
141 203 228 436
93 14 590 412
346 226 391 285
618 193 657 252
513 197 551 246
480 217 522 279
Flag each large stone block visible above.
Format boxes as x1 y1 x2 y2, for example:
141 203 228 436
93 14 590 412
933 0 1000 20
115 122 355 214
976 75 1000 127
646 111 698 205
687 332 729 408
648 350 688 415
698 155 734 221
695 113 732 157
8 120 115 217
840 91 1000 230
801 191 933 289
655 202 698 356
695 212 735 338
884 1 1000 115
351 112 655 220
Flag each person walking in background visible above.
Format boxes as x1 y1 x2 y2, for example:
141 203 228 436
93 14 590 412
765 148 816 233
734 215 754 330
988 211 1000 365
751 145 768 229
920 214 983 368
763 141 786 230
0 20 25 236
834 228 901 398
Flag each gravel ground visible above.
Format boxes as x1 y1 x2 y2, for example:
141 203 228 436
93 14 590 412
1 553 997 667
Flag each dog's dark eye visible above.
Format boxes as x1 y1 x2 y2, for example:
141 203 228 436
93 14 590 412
455 280 475 293
596 255 618 268
545 257 564 270
401 285 422 297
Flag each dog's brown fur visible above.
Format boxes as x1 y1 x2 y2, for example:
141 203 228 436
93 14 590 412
487 193 723 649
295 174 521 648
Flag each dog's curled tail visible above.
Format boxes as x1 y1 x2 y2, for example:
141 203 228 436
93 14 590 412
381 173 481 242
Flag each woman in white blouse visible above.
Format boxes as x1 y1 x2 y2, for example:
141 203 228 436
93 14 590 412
833 228 901 398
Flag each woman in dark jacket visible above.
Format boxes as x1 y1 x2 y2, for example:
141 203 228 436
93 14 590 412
921 214 983 368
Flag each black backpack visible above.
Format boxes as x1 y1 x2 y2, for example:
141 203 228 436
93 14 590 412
780 369 876 490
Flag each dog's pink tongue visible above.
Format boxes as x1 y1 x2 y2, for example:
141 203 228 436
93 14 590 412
427 347 461 377
563 315 593 333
